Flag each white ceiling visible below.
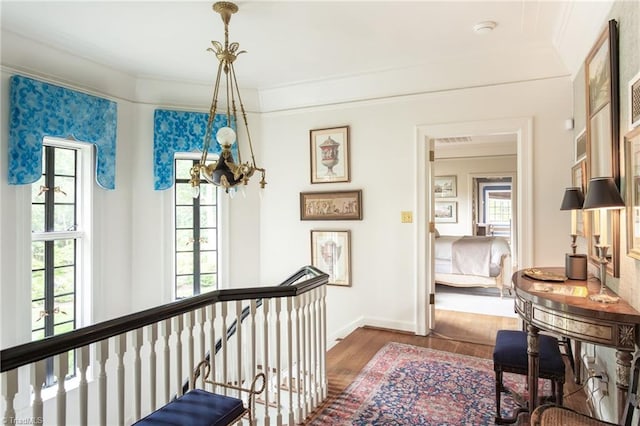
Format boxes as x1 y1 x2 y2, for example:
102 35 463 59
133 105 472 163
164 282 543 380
1 1 611 97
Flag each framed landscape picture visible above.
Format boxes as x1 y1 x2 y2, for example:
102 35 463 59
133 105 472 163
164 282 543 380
311 230 351 286
310 126 350 184
435 201 457 223
574 129 587 162
434 175 457 198
300 190 362 221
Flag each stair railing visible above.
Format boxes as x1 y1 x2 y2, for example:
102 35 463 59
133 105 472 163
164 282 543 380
1 265 328 425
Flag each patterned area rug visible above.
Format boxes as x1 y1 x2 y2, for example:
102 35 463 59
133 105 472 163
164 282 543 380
310 342 549 425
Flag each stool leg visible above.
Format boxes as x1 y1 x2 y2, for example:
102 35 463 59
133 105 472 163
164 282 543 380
557 381 563 406
495 369 503 420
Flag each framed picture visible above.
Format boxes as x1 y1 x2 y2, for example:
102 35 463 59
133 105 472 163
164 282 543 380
574 129 587 162
572 160 587 237
311 230 351 286
585 19 621 277
300 190 362 221
631 70 640 129
625 127 640 260
310 126 350 184
434 175 457 198
435 201 457 223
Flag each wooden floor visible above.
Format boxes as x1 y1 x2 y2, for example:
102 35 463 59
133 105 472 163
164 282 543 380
304 310 589 424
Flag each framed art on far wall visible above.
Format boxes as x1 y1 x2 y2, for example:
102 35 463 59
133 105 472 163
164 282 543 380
435 201 457 223
630 70 640 129
574 129 587 162
311 230 351 286
300 190 362 220
434 175 457 198
624 127 640 260
310 126 350 184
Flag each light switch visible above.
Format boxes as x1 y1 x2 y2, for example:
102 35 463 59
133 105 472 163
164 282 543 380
401 211 413 223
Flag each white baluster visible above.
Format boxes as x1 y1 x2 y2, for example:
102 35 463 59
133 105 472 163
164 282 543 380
275 298 282 425
250 300 258 426
161 319 171 403
301 292 309 419
30 360 47 421
235 300 242 396
54 351 69 425
96 340 109 426
173 315 184 397
197 308 206 366
131 328 143 420
77 346 90 426
262 298 271 425
114 334 127 426
221 302 228 394
2 369 18 424
305 292 312 414
208 304 217 389
185 311 195 391
319 285 328 399
146 324 158 411
294 294 303 423
310 290 317 409
286 297 294 426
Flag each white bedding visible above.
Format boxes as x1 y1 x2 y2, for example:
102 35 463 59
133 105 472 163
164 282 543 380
435 235 511 277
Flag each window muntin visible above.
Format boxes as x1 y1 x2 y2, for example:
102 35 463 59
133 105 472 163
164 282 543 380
174 158 219 299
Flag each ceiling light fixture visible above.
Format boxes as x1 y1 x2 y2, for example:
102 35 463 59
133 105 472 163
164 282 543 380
473 21 497 35
190 1 266 197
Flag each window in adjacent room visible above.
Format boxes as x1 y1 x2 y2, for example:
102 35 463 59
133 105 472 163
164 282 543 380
31 139 92 387
174 157 220 299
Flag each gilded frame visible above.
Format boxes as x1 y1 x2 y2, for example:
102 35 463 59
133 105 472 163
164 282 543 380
585 19 621 277
572 160 588 237
625 127 640 260
309 126 350 184
300 190 362 221
311 230 351 287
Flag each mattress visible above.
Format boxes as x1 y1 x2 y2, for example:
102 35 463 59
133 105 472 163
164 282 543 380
435 235 511 277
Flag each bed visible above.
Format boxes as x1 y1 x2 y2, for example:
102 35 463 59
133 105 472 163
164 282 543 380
434 235 512 296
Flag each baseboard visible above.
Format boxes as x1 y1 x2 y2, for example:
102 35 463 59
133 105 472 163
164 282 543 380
327 316 415 350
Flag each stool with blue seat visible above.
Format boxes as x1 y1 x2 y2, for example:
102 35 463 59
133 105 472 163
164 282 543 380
493 329 566 424
134 360 265 426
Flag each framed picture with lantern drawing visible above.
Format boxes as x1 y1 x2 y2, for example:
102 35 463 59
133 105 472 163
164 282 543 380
310 126 350 184
625 127 640 260
311 230 351 286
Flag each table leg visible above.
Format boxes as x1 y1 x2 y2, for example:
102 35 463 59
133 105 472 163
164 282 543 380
615 350 633 423
527 324 540 412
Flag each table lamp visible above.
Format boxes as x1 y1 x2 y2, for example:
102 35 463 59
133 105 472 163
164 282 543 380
560 187 586 280
582 177 625 303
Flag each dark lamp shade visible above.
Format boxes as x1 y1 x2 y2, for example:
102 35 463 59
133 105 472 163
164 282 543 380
582 177 625 210
560 187 584 210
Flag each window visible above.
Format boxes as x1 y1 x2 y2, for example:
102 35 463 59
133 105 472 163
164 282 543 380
31 141 90 387
174 158 219 299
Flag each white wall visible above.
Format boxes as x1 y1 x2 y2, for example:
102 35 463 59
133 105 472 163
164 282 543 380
434 156 517 236
259 77 573 344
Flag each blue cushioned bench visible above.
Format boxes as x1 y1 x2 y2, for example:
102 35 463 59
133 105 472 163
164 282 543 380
135 360 265 426
493 330 566 424
134 389 245 426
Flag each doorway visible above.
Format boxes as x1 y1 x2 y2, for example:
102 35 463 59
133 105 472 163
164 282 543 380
414 118 533 336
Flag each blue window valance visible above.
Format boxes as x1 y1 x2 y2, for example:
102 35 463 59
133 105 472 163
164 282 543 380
153 109 235 190
8 75 118 189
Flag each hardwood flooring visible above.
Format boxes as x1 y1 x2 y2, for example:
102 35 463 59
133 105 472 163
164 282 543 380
304 310 589 424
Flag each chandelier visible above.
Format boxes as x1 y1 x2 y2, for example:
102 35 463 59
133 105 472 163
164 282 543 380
190 1 266 197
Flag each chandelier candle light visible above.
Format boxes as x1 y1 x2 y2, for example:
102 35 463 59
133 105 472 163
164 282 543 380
582 177 625 303
190 1 266 197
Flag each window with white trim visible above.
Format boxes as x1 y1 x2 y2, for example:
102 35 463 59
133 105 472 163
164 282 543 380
174 158 220 299
31 139 92 387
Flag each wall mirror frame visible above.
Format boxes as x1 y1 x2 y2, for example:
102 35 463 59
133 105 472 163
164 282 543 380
585 19 621 277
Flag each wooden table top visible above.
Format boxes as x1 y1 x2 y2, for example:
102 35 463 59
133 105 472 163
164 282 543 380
512 267 640 324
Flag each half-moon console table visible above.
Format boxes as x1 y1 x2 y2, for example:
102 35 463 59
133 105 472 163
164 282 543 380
512 268 640 422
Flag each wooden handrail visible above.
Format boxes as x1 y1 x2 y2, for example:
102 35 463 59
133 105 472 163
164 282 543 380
1 265 328 373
